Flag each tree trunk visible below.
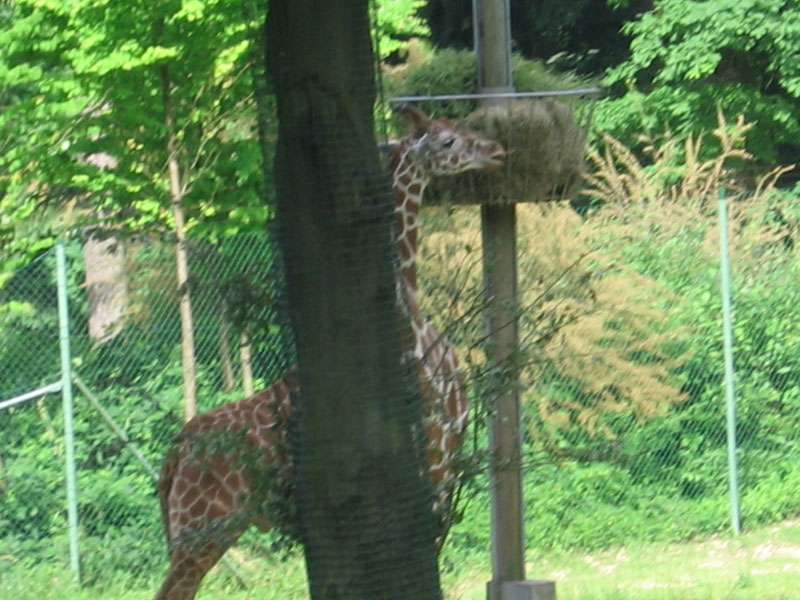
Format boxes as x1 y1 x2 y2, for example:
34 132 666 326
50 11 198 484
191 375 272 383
161 64 198 422
266 2 442 599
83 234 128 343
239 329 255 396
217 306 236 393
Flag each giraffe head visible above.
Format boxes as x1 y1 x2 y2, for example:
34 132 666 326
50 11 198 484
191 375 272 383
394 103 506 176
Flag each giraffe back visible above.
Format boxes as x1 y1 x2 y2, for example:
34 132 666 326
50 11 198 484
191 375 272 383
158 371 296 553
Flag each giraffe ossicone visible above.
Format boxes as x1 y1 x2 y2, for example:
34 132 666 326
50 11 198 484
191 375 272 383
152 105 505 600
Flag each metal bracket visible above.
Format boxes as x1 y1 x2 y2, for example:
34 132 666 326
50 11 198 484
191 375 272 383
487 580 556 600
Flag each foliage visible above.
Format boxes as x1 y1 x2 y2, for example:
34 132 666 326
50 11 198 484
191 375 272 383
6 519 800 600
0 234 288 587
418 110 800 555
576 113 800 530
383 46 590 126
2 137 800 589
2 0 800 591
372 0 430 60
386 47 587 95
0 0 432 272
420 201 689 449
597 0 800 166
0 0 270 277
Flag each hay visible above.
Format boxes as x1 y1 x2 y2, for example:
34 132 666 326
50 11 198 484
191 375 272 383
426 99 587 204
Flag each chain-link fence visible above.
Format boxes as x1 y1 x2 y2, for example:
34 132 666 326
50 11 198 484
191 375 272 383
0 232 293 592
418 187 800 555
2 188 800 594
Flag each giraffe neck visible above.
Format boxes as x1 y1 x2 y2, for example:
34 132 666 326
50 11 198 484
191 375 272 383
392 146 430 294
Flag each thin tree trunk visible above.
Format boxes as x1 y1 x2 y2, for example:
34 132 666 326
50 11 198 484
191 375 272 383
266 2 441 598
161 63 198 422
239 329 255 396
217 307 236 393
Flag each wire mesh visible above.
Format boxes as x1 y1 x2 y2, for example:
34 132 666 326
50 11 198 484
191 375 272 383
1 184 800 594
0 248 63 401
0 234 292 592
1 95 800 600
418 188 800 554
390 90 599 207
0 247 72 578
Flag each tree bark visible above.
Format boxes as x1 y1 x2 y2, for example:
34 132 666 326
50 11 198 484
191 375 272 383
239 329 255 397
83 234 128 343
266 2 441 599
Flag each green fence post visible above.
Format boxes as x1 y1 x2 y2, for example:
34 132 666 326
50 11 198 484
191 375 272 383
717 188 742 535
56 241 81 581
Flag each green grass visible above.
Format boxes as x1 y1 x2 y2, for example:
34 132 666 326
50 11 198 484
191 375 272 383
3 519 799 600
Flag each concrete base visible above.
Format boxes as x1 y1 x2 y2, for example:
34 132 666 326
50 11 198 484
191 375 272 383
487 580 556 600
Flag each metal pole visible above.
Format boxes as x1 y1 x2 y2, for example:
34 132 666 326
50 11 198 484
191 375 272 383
72 376 161 481
473 2 535 599
473 0 513 91
717 189 742 534
56 241 81 581
482 207 524 585
0 381 62 411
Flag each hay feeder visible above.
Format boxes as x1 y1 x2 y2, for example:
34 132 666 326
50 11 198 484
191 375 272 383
392 89 599 206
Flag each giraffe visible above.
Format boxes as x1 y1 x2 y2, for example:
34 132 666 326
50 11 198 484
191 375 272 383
390 103 504 521
152 104 505 600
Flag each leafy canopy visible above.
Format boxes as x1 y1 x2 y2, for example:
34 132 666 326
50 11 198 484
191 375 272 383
597 0 800 165
0 0 434 273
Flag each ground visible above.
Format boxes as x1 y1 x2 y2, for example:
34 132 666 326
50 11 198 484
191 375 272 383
445 518 800 600
3 518 800 599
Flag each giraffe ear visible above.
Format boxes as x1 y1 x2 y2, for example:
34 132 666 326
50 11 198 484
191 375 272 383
394 102 430 135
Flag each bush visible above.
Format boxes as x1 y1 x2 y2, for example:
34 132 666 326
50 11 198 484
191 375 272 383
424 111 800 560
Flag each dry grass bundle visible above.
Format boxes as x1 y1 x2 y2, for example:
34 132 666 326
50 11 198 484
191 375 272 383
425 99 588 205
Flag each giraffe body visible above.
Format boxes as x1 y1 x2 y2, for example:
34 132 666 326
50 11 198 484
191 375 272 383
153 105 504 600
153 374 296 600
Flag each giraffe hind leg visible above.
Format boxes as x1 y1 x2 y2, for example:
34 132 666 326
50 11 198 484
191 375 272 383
152 531 243 600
